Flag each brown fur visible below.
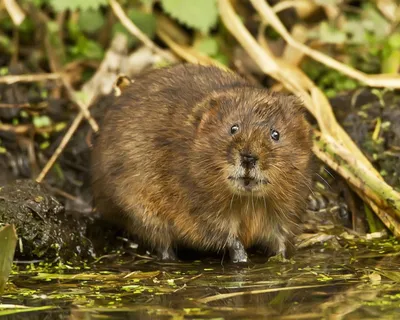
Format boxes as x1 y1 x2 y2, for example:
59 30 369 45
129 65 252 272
91 64 313 260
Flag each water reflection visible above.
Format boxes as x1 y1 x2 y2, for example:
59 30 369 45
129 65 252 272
2 241 400 319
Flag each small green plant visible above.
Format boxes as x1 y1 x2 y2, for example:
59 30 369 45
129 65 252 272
161 0 218 34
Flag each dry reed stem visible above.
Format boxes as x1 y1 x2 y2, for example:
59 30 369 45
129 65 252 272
109 0 173 62
313 132 400 234
156 28 227 70
4 0 25 26
61 79 99 133
0 73 61 84
36 112 84 183
250 0 400 88
0 103 33 108
198 283 344 304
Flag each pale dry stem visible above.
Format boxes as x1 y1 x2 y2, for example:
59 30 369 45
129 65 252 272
156 28 227 70
198 283 343 304
36 112 84 183
250 0 400 88
0 73 61 84
109 0 173 62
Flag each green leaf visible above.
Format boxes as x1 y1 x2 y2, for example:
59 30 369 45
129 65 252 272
48 0 107 11
128 8 156 39
78 9 105 33
194 36 219 56
112 9 156 47
140 0 155 7
0 225 17 294
33 115 52 128
388 33 400 49
29 0 50 6
161 0 218 33
343 20 366 44
69 35 104 60
318 22 346 44
362 6 390 39
213 53 229 66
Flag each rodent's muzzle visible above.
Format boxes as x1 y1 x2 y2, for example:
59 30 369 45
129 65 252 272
227 151 268 193
240 153 258 169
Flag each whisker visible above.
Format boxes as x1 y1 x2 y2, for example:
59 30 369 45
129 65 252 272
315 173 332 189
230 193 235 211
324 167 335 179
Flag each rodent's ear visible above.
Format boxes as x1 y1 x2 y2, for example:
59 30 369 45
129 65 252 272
113 75 134 96
286 95 308 116
189 97 223 132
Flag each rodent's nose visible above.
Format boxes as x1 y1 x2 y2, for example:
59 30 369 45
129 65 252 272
240 153 258 168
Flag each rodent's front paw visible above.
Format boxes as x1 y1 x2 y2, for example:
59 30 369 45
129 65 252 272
230 251 248 263
156 247 177 261
228 238 248 263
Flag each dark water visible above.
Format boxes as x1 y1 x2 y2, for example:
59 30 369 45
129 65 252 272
1 237 400 320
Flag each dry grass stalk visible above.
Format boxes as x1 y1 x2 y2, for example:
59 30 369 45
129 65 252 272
0 73 61 84
250 0 400 88
109 0 173 62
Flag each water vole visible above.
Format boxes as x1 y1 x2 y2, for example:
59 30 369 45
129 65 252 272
91 64 312 262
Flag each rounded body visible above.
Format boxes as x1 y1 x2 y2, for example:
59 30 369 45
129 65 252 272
91 64 312 261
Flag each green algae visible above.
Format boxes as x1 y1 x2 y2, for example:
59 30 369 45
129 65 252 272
1 236 400 319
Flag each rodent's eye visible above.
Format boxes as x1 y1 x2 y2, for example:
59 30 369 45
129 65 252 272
230 124 240 135
270 129 280 141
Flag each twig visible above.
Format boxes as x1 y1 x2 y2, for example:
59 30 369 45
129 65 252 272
36 34 129 183
272 0 310 14
249 0 400 88
61 80 99 133
0 73 61 84
109 0 173 62
0 103 31 108
198 283 344 304
0 102 48 110
0 123 65 135
35 9 98 133
43 183 78 201
4 0 25 26
36 113 84 183
157 29 227 69
0 124 32 134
